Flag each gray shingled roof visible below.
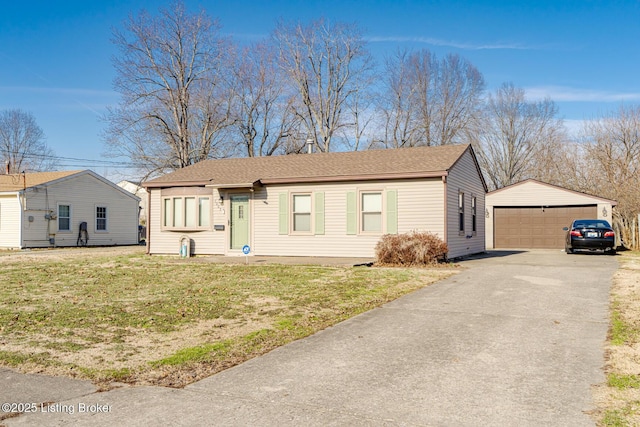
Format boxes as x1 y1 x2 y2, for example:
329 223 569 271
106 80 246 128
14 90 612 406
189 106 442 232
143 144 474 188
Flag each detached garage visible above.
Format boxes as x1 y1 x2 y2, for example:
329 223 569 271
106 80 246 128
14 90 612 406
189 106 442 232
486 179 616 249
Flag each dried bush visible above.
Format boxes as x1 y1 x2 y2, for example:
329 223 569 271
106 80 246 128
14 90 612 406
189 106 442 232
375 231 448 266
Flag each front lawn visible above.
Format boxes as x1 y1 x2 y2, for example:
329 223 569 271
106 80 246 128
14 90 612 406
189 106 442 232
0 251 456 388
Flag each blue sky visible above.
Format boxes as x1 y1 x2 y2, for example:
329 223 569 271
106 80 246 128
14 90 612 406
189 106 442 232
1 0 639 180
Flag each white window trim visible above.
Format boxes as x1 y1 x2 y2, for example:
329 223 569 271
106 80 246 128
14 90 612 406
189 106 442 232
359 190 384 235
95 205 108 233
290 192 313 235
161 196 212 231
57 203 72 233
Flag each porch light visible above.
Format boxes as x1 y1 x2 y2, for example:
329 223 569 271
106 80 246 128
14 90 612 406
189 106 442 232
602 206 608 217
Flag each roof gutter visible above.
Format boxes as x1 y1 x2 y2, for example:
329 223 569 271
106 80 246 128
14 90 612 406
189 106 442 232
143 172 447 188
205 181 263 189
260 171 448 185
142 180 211 189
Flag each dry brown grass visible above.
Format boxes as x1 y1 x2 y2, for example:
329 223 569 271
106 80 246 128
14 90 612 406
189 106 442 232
592 252 640 426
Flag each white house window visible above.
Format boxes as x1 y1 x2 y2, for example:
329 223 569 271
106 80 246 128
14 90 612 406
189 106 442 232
184 197 196 228
163 198 171 227
198 198 210 227
361 192 382 233
96 206 107 231
162 196 211 230
58 204 71 231
292 194 312 232
173 198 183 228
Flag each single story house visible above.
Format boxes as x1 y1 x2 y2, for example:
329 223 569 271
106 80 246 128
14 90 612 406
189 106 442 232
142 144 487 259
0 170 140 249
486 179 617 249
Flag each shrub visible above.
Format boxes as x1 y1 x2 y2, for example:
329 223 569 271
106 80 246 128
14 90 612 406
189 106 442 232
375 231 448 266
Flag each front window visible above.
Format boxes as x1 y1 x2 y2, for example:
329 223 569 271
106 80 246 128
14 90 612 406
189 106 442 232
58 204 70 231
361 192 382 232
96 206 107 231
198 198 210 227
184 197 196 228
292 194 312 232
162 196 212 230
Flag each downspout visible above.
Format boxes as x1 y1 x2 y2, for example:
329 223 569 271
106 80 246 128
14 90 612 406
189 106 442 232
17 191 24 249
442 176 448 254
442 176 448 240
146 189 151 255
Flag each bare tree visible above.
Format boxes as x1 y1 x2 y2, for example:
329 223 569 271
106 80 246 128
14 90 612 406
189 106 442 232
378 49 484 148
474 83 566 190
434 53 485 145
377 50 421 148
105 1 235 176
230 41 300 157
273 18 374 152
0 109 58 173
581 105 640 249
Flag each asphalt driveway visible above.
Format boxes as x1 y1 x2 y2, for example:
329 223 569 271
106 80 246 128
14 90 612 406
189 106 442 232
3 250 616 426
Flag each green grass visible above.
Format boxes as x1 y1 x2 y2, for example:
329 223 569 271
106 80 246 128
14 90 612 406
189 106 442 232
151 341 233 366
610 304 639 346
602 409 631 427
0 252 456 386
608 373 640 390
601 404 640 427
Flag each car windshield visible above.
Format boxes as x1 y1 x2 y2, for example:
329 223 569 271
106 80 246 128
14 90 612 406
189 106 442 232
573 220 611 229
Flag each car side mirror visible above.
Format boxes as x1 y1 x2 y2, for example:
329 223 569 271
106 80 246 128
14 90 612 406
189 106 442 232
562 227 569 231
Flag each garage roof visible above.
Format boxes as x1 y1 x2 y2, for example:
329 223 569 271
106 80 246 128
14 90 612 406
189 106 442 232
487 179 617 206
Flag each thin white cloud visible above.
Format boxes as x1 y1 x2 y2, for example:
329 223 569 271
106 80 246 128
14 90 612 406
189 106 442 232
0 86 116 98
563 119 586 134
366 35 534 50
525 86 640 103
0 86 118 116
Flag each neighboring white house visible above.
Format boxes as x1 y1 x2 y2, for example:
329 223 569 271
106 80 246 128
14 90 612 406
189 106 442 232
486 179 617 249
0 170 140 249
117 180 148 225
142 144 488 259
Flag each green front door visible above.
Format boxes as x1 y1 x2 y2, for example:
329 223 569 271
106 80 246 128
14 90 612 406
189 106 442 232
230 195 250 250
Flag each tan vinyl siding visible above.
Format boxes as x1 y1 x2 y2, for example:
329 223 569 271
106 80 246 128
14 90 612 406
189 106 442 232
251 179 444 258
485 180 615 249
149 179 445 257
20 173 139 247
149 187 224 255
0 194 22 248
446 150 486 259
